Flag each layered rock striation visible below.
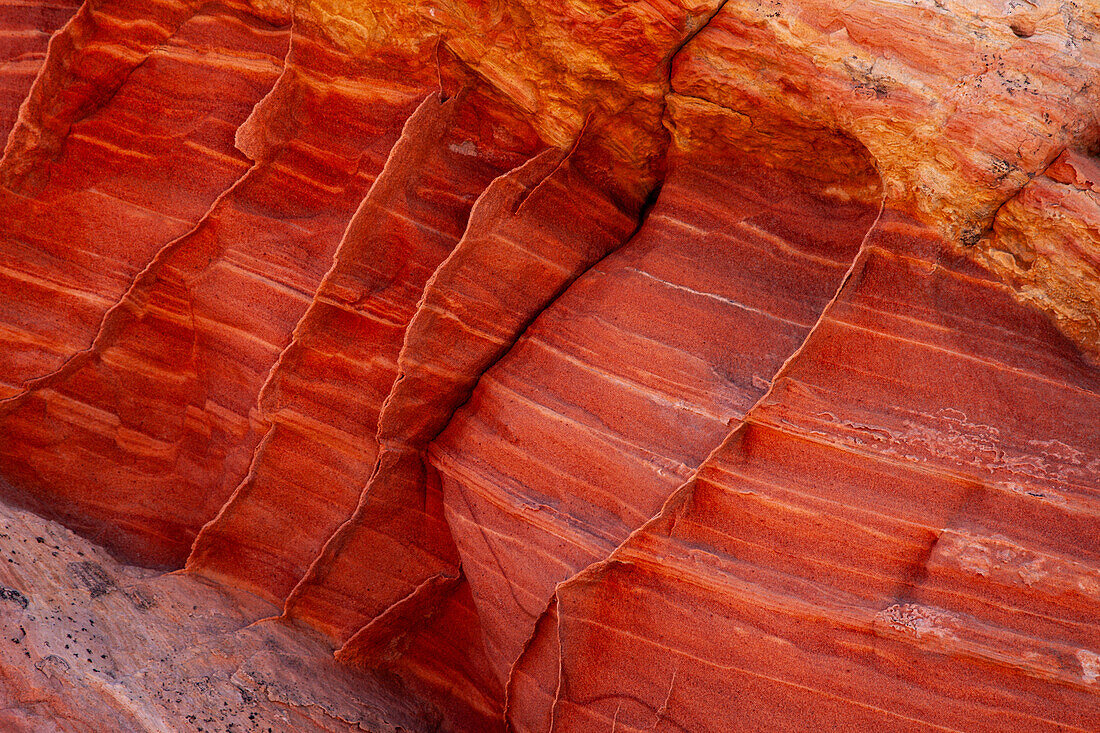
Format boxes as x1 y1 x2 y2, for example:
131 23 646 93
0 0 1098 730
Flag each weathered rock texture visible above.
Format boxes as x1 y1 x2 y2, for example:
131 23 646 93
0 492 435 731
0 0 1098 730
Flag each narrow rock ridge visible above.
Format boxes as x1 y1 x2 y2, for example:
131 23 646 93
429 110 884 688
0 167 257 411
503 215 884 733
0 0 290 399
337 571 504 732
0 15 438 565
336 570 463 668
278 130 648 732
276 0 747 656
279 141 639 639
185 88 464 598
0 0 80 142
1 0 204 186
0 2 300 407
375 141 638 454
185 68 543 605
513 213 1100 731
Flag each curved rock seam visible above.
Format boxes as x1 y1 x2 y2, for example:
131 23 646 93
184 90 458 584
0 0 81 156
276 147 563 619
0 164 262 415
0 12 296 410
503 189 887 730
0 0 204 184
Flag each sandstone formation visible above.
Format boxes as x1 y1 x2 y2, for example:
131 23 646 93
0 0 78 140
0 0 1098 731
0 493 435 731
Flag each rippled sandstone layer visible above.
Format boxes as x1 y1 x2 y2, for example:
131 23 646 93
0 0 1098 730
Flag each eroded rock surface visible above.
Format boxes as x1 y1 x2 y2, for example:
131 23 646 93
0 495 434 732
0 0 1098 730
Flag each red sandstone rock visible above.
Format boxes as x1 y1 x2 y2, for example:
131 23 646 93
983 151 1100 357
282 147 640 643
0 0 289 398
0 15 439 566
429 138 881 683
509 217 1100 731
338 575 504 732
0 0 1099 730
186 84 540 604
0 0 80 141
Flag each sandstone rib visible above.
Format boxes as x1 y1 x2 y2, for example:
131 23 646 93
282 144 640 642
0 0 80 141
186 84 538 604
515 215 1100 732
431 118 882 690
0 0 1098 730
0 16 436 565
0 0 289 399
